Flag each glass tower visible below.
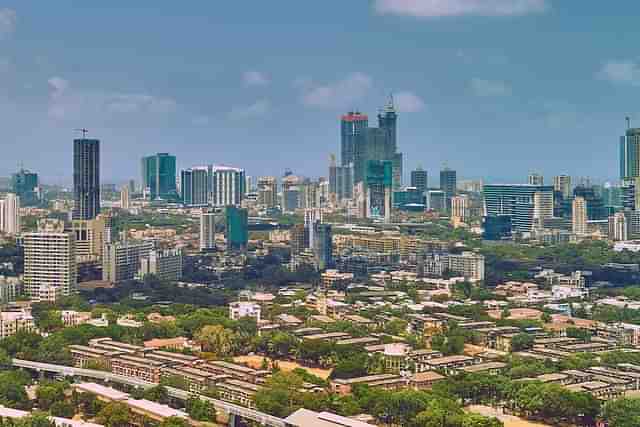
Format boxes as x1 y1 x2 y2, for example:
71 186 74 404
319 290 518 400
226 206 248 251
141 153 177 200
73 138 100 220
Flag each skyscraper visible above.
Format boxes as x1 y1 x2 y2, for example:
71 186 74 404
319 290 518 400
11 169 38 206
553 175 572 199
210 166 246 207
226 206 248 251
73 138 100 220
141 153 177 200
180 167 209 206
621 128 640 180
341 111 368 167
440 168 457 208
120 185 130 210
483 184 554 233
329 154 354 202
0 194 20 235
200 209 216 251
411 167 428 195
451 195 469 223
343 98 402 189
23 219 76 300
365 160 393 222
313 223 333 271
257 176 278 208
572 196 587 236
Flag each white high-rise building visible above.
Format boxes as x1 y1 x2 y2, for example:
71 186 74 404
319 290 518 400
120 185 130 209
210 166 245 207
23 219 76 301
200 209 216 251
553 175 572 199
572 196 588 236
608 212 628 242
304 208 323 249
533 191 554 226
0 193 20 235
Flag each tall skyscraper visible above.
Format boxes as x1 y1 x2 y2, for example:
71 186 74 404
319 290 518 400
141 153 177 200
73 138 100 220
120 185 130 210
365 160 393 222
329 154 354 202
180 167 209 206
440 168 457 208
411 167 428 195
572 196 587 236
23 219 76 301
226 206 248 251
483 184 554 233
621 127 640 180
341 111 368 167
11 169 38 206
313 223 333 271
0 193 20 235
210 166 246 207
343 98 402 189
200 209 216 251
257 176 278 208
304 208 323 250
553 175 572 199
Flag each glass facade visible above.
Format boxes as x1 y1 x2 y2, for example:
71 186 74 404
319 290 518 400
11 169 38 206
73 138 100 220
226 206 248 251
141 153 177 200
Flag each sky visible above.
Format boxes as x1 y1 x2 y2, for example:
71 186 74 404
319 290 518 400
0 1 638 186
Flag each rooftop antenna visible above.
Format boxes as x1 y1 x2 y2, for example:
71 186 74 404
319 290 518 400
627 117 631 130
74 128 89 138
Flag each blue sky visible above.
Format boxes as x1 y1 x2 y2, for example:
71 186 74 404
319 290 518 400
0 1 638 185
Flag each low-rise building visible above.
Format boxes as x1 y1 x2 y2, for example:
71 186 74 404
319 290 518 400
0 309 34 339
229 301 261 322
110 355 164 383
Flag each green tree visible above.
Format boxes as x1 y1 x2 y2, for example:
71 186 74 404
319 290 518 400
255 371 304 418
194 324 235 357
186 397 216 422
97 402 131 427
602 397 640 427
158 417 190 427
36 382 66 410
510 333 534 351
13 412 55 427
49 401 74 418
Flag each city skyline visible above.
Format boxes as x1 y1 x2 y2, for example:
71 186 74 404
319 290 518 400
1 2 640 184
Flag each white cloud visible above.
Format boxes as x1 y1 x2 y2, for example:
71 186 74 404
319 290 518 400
598 60 640 86
374 0 548 17
300 72 373 109
393 91 425 112
0 9 16 38
242 71 270 87
470 78 511 96
47 76 177 120
227 99 270 120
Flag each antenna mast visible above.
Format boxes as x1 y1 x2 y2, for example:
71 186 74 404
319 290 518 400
627 117 631 130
